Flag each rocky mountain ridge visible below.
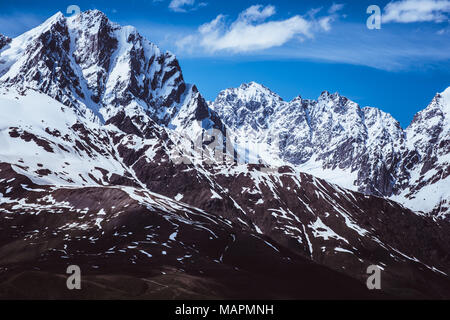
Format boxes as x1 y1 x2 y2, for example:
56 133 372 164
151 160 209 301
211 82 449 216
0 10 449 299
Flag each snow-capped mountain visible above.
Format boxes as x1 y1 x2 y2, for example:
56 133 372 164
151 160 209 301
394 88 450 216
211 82 449 216
0 10 223 133
1 10 450 299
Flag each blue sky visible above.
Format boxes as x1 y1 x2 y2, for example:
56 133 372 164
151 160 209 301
1 0 449 127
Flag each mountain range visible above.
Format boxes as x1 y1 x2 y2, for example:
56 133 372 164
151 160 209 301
0 10 449 299
211 81 450 217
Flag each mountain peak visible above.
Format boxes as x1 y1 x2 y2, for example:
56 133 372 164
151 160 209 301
43 11 66 26
67 9 117 35
409 86 450 131
73 9 110 22
319 90 342 100
232 81 283 102
291 95 303 102
49 11 65 20
84 9 106 16
239 81 272 92
0 9 221 133
12 11 67 45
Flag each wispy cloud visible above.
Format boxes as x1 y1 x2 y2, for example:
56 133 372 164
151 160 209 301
168 21 450 72
328 3 345 14
266 20 450 71
177 4 341 53
383 0 450 23
168 0 207 13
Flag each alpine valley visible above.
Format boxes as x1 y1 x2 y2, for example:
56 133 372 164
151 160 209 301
0 10 449 299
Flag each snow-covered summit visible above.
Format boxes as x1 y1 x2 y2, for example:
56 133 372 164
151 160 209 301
406 88 450 152
212 82 285 132
213 82 450 216
235 82 283 101
0 10 222 133
393 86 450 216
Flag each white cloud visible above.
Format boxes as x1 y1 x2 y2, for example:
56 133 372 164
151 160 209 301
318 16 333 31
180 4 339 53
329 3 345 14
383 0 450 23
138 7 450 72
239 4 277 22
167 0 207 12
168 0 195 12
